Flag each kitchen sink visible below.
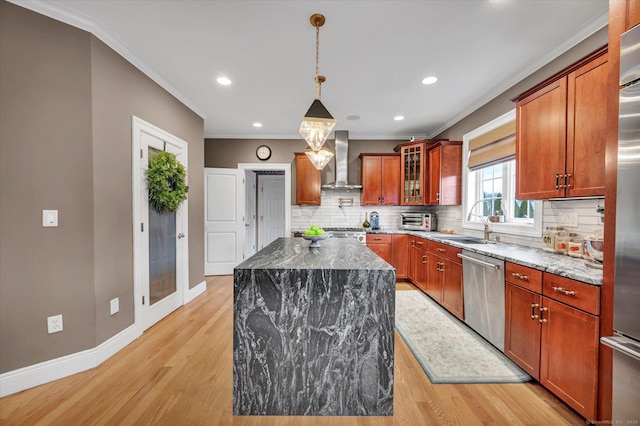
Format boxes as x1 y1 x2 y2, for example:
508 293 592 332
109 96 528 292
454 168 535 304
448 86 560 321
436 236 495 244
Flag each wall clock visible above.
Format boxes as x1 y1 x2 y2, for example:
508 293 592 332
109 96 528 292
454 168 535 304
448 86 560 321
256 144 271 161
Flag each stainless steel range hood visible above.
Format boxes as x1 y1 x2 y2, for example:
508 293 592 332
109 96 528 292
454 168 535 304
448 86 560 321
321 130 362 190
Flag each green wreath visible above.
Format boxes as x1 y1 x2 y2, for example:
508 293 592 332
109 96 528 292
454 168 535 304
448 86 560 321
147 151 189 212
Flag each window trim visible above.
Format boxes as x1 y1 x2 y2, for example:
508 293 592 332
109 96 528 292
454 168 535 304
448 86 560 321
461 109 543 238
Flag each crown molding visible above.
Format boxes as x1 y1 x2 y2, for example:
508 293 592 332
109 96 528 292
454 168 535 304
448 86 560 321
8 0 208 120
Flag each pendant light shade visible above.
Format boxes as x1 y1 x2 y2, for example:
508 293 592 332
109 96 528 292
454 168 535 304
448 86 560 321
304 146 334 171
300 99 337 151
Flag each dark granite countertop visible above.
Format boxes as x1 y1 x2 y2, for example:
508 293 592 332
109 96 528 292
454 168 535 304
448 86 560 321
236 237 394 271
366 229 603 285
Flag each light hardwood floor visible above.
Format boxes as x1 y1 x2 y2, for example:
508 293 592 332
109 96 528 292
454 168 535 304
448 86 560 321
0 276 586 425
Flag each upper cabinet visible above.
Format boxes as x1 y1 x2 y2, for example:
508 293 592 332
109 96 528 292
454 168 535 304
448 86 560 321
360 153 400 206
295 152 321 205
514 48 608 199
399 141 426 205
427 141 462 205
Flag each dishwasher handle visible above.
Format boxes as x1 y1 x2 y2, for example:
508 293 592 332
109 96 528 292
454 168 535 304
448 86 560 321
457 253 501 270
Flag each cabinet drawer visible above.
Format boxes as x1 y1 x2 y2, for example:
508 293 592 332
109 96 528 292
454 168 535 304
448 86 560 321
543 273 600 315
366 234 392 244
506 262 543 293
427 240 462 263
413 237 427 250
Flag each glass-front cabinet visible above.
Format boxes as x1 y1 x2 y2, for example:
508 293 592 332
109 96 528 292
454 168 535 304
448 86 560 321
400 141 426 205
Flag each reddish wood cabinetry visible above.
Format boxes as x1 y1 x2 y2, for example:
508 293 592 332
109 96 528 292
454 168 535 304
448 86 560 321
425 241 463 320
360 153 400 206
408 237 428 291
366 234 392 264
515 49 608 199
504 262 600 419
295 153 321 205
399 142 427 205
391 234 409 280
427 141 462 206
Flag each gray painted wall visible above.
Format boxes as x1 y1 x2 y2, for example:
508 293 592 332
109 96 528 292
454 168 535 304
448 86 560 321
0 2 205 373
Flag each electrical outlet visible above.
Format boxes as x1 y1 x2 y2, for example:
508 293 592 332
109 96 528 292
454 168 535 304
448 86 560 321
47 314 63 334
110 297 119 315
558 212 579 227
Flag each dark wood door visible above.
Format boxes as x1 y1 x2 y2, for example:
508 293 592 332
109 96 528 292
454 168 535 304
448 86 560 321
516 78 567 199
425 255 442 301
295 153 321 205
427 145 441 205
361 155 382 205
540 297 599 420
505 283 542 379
440 258 463 320
380 155 400 205
566 54 607 197
438 143 462 205
391 234 409 279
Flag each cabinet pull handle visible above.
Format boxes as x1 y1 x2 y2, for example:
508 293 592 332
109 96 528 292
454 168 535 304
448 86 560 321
381 195 385 203
539 306 548 324
422 255 427 264
374 237 383 240
511 272 529 281
411 242 415 247
564 173 571 189
531 303 539 320
436 192 440 201
555 173 560 189
552 286 575 296
416 241 424 246
438 248 446 252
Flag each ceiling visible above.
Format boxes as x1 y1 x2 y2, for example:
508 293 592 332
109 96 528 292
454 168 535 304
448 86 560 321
16 0 608 140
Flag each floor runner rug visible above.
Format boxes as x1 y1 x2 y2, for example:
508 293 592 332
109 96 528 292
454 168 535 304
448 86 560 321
395 290 531 384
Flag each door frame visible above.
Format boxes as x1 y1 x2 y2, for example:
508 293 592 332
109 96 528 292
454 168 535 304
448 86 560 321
238 163 292 239
132 116 189 333
257 174 286 250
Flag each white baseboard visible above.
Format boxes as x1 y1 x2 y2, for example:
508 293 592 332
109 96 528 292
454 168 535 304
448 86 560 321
186 280 206 303
0 324 140 398
0 284 208 398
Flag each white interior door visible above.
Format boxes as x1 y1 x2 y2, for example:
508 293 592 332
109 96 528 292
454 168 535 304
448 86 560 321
204 168 244 275
258 175 285 250
133 117 188 332
244 170 257 259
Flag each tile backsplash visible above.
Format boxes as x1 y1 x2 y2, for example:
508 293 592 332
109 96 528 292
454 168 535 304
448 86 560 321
291 190 605 250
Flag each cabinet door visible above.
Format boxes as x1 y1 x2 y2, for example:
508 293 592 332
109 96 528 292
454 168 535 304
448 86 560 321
566 54 607 197
400 143 425 205
295 153 321 205
368 243 392 264
361 155 382 205
425 255 443 301
408 238 417 283
505 283 542 379
516 78 567 199
439 143 462 205
441 258 463 320
540 297 599 419
391 234 409 279
413 249 428 293
427 145 441 205
380 155 400 205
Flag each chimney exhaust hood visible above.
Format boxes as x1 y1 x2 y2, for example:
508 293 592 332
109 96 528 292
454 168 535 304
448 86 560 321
321 130 362 190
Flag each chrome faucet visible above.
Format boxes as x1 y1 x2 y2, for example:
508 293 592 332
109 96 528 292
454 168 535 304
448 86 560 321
466 198 499 241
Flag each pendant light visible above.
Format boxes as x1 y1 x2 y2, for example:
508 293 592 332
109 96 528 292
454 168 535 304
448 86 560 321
301 13 335 170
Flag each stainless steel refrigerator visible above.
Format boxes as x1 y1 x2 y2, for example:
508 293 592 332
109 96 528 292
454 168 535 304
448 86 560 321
601 23 640 421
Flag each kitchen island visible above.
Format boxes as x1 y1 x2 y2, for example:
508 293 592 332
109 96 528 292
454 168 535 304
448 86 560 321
233 237 395 416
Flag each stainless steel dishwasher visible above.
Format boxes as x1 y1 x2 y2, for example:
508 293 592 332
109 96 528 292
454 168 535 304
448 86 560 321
457 250 505 351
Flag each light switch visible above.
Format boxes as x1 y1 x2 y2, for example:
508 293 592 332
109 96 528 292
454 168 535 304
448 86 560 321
42 210 58 227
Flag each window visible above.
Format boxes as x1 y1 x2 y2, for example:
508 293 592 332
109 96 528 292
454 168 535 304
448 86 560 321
462 110 542 237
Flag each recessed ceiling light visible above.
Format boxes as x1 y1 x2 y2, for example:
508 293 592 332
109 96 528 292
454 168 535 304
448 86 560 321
217 76 232 86
421 76 438 85
394 115 405 121
346 115 361 121
252 122 262 128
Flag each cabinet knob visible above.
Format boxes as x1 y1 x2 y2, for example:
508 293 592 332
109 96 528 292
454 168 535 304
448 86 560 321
539 306 548 324
438 248 446 253
422 255 427 264
531 302 539 320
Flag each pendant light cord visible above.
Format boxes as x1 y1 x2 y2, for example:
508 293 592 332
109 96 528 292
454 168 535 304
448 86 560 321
315 25 321 100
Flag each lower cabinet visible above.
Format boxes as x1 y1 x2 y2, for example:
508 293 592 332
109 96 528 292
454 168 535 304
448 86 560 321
391 234 409 279
366 234 392 264
425 241 463 320
408 237 428 291
505 262 600 420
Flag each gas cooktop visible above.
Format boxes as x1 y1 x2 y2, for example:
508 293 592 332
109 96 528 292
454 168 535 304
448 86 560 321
323 227 365 232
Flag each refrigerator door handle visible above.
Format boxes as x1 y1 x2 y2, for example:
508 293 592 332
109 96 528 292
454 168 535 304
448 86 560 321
601 336 640 362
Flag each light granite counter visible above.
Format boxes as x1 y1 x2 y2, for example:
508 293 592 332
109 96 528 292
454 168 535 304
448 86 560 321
233 237 395 416
366 229 603 285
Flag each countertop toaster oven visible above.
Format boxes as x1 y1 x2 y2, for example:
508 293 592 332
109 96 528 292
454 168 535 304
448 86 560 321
400 212 436 231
